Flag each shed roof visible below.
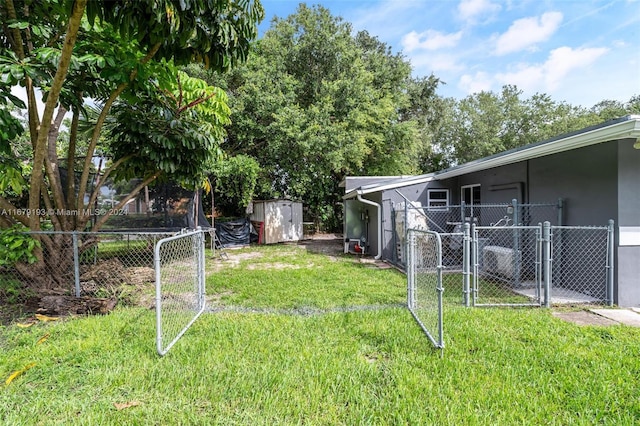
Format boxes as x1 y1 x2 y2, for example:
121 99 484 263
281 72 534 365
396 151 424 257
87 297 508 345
344 115 640 200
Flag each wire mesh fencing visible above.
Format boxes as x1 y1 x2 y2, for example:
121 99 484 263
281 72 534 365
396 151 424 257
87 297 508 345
390 199 562 268
406 220 614 312
406 229 445 350
0 231 175 300
550 223 614 305
472 226 543 307
155 229 206 356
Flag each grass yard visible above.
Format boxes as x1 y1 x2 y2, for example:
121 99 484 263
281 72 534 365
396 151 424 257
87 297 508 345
1 243 639 425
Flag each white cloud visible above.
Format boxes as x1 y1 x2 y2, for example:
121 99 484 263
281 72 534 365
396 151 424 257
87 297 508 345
458 71 493 94
409 52 464 74
495 12 563 55
543 46 609 90
495 46 609 93
401 30 463 52
458 0 501 23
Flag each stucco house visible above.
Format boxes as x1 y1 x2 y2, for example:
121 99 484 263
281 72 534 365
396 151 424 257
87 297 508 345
343 115 640 306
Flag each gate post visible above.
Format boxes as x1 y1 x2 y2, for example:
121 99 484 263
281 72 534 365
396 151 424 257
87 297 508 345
72 231 81 297
607 219 615 306
543 221 551 308
471 223 477 307
463 223 471 307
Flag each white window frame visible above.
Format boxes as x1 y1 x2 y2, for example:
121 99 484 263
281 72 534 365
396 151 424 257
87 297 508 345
461 184 481 205
461 184 481 220
427 189 449 211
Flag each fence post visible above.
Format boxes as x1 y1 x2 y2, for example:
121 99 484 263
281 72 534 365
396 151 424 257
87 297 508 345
607 219 615 306
543 221 551 308
512 199 521 287
406 229 414 309
198 229 206 310
72 231 81 297
471 223 477 307
557 198 564 226
463 222 471 307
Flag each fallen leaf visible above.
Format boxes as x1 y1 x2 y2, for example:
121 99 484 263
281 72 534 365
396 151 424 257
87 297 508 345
35 314 59 322
113 401 142 410
36 333 50 345
5 363 36 386
16 323 34 328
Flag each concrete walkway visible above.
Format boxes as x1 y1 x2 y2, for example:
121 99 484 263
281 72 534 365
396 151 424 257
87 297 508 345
590 308 640 327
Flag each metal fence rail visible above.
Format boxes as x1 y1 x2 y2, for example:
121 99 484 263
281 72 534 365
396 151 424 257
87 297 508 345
407 229 444 350
155 229 206 356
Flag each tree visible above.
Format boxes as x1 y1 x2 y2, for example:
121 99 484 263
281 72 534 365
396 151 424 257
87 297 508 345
427 86 632 166
208 5 441 229
209 154 260 217
0 0 263 289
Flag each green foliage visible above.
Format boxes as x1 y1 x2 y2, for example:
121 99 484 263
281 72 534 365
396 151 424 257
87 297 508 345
211 155 260 217
215 5 440 229
0 276 25 304
0 225 40 267
0 158 27 197
87 0 264 71
108 70 231 189
428 87 640 167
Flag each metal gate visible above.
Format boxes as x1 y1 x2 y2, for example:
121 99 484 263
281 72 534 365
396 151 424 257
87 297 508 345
406 229 444 349
155 229 206 356
471 225 543 307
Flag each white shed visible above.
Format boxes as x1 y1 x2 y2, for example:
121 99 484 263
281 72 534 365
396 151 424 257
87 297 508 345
249 200 303 244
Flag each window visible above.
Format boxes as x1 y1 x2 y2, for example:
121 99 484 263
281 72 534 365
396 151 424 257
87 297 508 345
461 184 481 205
427 189 449 211
461 184 481 222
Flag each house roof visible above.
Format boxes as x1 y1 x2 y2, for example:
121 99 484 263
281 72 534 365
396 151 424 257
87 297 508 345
344 115 640 199
343 173 435 199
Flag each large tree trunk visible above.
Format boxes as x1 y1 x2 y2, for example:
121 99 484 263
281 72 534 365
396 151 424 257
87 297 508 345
13 234 76 291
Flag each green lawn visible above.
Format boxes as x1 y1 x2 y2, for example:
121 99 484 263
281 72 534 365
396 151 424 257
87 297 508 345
1 244 638 425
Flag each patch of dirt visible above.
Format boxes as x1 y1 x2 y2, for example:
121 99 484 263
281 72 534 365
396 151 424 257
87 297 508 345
246 262 312 270
0 296 41 326
298 234 344 256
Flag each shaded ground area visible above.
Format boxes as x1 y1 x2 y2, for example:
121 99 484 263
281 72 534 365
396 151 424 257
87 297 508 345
297 233 344 256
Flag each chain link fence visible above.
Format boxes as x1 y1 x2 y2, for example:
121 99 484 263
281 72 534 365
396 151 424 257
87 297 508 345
155 230 206 356
472 226 543 306
391 200 562 268
406 221 614 312
550 224 615 305
0 231 176 300
407 229 444 350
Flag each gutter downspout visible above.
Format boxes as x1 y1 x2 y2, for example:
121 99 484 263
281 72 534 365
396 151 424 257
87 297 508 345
357 194 382 260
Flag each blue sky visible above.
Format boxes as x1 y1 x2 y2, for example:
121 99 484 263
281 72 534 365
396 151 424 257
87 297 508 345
258 0 640 108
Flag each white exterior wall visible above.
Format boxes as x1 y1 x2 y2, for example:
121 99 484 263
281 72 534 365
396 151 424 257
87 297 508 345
251 200 303 244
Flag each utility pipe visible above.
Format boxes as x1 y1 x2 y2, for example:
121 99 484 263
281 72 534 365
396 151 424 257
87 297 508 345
357 194 382 260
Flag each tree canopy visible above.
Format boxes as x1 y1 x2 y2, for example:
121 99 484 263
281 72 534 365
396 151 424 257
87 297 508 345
426 86 640 169
0 0 264 233
0 0 263 289
206 4 442 228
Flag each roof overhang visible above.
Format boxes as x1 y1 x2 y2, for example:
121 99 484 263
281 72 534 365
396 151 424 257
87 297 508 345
342 115 640 199
343 173 435 200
